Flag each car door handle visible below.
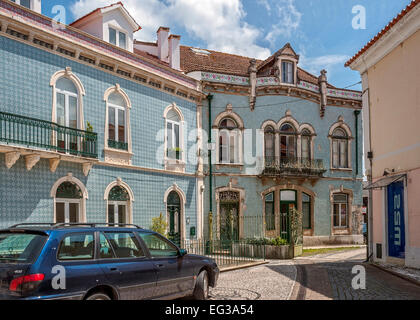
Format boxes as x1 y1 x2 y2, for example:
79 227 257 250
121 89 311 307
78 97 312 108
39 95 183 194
110 267 119 271
156 264 165 269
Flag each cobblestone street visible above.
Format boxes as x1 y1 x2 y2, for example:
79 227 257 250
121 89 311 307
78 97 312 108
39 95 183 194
211 248 420 300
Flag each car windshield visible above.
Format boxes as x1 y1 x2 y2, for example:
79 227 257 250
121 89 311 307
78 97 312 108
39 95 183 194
0 232 47 264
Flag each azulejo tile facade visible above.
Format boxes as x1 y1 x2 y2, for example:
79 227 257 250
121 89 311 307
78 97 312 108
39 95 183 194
0 0 364 245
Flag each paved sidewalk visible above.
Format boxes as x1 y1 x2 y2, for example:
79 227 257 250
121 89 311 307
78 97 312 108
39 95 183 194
210 260 296 300
373 263 420 285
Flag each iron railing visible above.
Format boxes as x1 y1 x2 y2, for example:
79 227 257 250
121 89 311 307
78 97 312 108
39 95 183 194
262 156 326 177
108 139 128 151
0 111 98 158
179 240 266 268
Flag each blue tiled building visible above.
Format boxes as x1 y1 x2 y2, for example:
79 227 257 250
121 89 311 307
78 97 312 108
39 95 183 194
176 44 365 245
0 1 204 242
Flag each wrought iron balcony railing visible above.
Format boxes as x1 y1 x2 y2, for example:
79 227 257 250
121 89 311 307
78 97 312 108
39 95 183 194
262 156 326 177
108 139 128 151
0 111 98 159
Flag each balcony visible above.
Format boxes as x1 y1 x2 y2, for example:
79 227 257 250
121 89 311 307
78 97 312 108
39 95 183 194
0 111 98 173
261 156 326 178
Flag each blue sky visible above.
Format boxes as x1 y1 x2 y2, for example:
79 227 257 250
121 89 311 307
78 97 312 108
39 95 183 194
40 0 410 90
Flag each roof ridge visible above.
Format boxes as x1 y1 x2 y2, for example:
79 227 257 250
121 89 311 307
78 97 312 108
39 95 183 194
181 45 264 62
345 0 419 66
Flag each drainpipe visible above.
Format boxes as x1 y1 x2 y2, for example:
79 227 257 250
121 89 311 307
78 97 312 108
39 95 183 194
354 110 360 176
206 94 214 241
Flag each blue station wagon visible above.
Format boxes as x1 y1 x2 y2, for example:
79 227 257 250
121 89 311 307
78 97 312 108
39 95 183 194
0 223 219 300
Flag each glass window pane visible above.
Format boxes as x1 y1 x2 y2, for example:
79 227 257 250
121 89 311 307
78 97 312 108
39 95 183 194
119 32 127 49
105 232 144 258
69 96 78 129
109 27 117 45
302 136 310 159
174 124 180 148
99 233 115 259
56 93 65 126
108 92 125 106
109 107 116 141
58 233 94 261
281 190 296 201
56 78 77 94
118 205 126 224
340 141 348 168
333 204 340 227
69 203 79 223
56 203 65 223
108 204 115 224
334 194 348 203
118 109 125 142
139 233 179 257
20 0 31 8
332 140 339 168
230 134 236 163
302 202 311 229
341 204 348 227
288 135 296 158
167 109 180 122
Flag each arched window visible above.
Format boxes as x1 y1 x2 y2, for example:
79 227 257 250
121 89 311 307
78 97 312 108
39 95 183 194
264 126 275 163
107 185 130 226
332 128 348 168
167 191 181 244
107 92 127 151
280 123 297 160
219 118 240 164
166 109 182 160
301 129 311 160
55 182 83 224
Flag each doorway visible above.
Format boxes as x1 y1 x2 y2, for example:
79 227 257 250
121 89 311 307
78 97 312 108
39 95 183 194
279 190 297 242
219 191 240 241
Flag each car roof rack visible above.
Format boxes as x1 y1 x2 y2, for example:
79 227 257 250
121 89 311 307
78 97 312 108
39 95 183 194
9 223 57 228
9 223 143 229
51 223 144 229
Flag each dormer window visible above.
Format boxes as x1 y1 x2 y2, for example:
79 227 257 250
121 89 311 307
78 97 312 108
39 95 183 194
109 27 127 50
282 61 294 84
11 0 31 9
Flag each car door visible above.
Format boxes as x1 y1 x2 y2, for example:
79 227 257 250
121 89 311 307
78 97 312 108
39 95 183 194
137 232 194 299
97 231 157 300
55 232 103 299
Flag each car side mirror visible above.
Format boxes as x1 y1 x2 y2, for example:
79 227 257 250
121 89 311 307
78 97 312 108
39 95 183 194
179 249 188 257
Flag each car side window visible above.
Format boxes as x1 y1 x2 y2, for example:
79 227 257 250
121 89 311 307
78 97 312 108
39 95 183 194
104 232 144 258
58 233 94 261
99 233 115 259
139 233 179 258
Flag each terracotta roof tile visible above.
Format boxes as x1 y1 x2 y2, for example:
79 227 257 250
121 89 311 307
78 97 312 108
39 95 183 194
345 0 419 67
180 45 328 86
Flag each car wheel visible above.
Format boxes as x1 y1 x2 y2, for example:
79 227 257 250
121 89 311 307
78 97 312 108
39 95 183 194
86 293 111 300
193 270 209 300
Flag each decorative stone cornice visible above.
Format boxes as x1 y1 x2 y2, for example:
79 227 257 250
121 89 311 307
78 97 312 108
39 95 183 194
5 151 20 169
25 154 40 171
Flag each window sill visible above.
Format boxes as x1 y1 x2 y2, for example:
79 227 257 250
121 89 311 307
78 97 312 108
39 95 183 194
216 163 244 167
164 158 186 173
104 147 133 165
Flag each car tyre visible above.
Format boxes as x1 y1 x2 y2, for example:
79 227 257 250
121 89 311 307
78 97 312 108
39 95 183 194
193 270 209 300
85 293 111 300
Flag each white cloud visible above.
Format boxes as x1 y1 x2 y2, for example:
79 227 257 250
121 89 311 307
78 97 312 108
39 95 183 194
70 0 271 60
265 0 302 47
299 54 350 77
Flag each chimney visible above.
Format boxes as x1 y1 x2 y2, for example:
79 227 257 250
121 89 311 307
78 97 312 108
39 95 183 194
157 27 170 63
318 69 328 117
169 34 181 70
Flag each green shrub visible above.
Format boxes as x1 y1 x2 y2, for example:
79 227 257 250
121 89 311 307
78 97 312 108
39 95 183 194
246 237 289 247
150 212 168 236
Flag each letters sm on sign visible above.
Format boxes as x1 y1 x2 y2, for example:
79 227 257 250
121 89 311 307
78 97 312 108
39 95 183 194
387 181 405 259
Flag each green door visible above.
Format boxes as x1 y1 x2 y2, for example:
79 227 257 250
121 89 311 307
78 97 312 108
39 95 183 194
279 190 297 243
219 191 240 242
167 191 181 245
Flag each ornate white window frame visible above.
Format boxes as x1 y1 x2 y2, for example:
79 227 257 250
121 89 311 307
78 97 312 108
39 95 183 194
299 123 316 161
330 187 354 235
103 84 133 165
328 117 353 171
50 173 88 223
163 103 186 173
213 104 244 167
104 178 135 225
50 67 86 130
164 184 187 242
